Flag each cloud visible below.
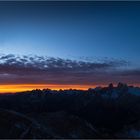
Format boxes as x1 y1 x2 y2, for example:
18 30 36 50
0 54 138 85
119 69 140 76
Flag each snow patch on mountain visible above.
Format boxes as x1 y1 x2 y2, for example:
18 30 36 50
128 87 140 96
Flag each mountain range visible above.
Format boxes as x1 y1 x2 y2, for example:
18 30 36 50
0 83 140 138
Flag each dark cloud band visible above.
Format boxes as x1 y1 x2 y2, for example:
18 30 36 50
0 54 139 85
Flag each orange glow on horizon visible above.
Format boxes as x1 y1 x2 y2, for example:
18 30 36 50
0 83 139 93
0 84 98 93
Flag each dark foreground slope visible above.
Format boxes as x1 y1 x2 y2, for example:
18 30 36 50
0 83 140 138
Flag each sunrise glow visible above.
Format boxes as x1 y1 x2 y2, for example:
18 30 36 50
0 83 139 93
0 1 139 93
0 84 98 93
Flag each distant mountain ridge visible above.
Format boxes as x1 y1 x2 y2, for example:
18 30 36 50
0 83 140 138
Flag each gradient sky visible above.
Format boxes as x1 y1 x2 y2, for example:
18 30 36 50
0 1 140 92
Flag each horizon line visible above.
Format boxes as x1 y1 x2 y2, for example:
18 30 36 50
0 83 139 94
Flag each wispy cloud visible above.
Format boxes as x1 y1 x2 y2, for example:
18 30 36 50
0 54 138 85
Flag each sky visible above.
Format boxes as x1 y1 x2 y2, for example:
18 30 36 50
0 1 140 92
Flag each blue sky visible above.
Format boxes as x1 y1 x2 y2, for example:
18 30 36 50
0 1 140 87
0 1 139 64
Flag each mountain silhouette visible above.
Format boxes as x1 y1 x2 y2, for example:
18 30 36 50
0 83 140 138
